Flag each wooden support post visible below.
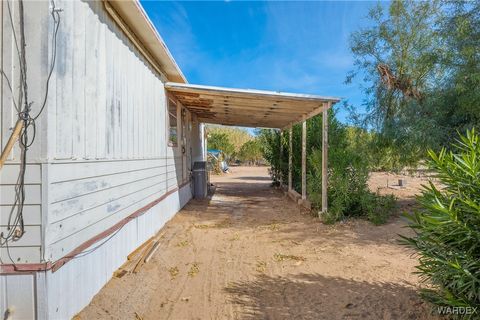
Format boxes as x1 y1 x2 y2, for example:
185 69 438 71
0 120 23 170
321 103 329 213
288 127 292 191
301 120 307 200
279 130 283 185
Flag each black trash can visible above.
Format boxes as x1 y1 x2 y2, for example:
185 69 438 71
193 161 208 199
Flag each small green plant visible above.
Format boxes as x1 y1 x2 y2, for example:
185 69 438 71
363 193 397 225
401 129 480 318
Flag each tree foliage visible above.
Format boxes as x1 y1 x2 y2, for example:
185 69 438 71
207 132 235 159
237 139 263 165
348 0 480 170
401 129 480 317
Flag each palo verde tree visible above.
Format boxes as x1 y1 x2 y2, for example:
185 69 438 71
347 0 480 170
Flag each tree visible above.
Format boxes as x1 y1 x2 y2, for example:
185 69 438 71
207 132 235 159
347 0 443 168
347 0 480 169
237 139 263 165
206 125 254 161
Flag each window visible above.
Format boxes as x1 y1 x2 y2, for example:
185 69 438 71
168 98 178 146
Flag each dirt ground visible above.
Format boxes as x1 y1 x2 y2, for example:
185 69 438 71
78 166 438 320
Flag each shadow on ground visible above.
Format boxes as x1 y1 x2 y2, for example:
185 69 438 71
182 174 414 249
225 273 433 320
233 176 272 181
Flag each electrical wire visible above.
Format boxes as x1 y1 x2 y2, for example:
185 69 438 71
0 0 131 267
33 0 60 121
0 0 61 268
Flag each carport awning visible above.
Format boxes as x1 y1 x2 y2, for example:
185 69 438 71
165 82 341 129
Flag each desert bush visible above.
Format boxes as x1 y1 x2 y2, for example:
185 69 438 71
260 108 397 224
309 145 396 225
401 129 480 318
258 128 289 184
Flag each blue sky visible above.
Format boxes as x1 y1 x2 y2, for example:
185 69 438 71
141 1 379 124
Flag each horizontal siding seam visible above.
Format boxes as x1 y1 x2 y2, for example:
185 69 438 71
50 164 168 184
0 181 190 274
48 187 167 245
49 179 169 224
48 157 172 165
50 172 167 204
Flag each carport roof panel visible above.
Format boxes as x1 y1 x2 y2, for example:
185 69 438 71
165 82 341 129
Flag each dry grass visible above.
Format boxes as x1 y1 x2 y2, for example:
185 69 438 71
188 263 200 277
256 261 267 273
168 266 179 279
193 220 231 229
229 233 240 241
273 253 307 262
193 224 212 229
176 240 189 247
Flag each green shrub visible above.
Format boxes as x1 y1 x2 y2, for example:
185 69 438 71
401 129 480 318
260 108 397 225
363 193 397 225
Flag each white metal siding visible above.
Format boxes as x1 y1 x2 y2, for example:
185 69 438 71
1 1 201 319
0 273 36 320
0 0 49 264
42 0 190 261
43 184 192 320
0 164 43 263
50 0 167 161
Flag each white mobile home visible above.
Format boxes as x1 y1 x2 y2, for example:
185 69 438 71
1 1 200 318
0 0 338 318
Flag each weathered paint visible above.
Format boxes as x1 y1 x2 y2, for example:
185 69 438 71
1 0 199 318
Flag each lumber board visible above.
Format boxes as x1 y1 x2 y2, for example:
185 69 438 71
143 241 160 263
301 120 307 200
0 120 23 170
322 103 329 213
288 127 292 191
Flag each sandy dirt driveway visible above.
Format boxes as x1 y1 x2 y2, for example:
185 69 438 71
78 166 436 320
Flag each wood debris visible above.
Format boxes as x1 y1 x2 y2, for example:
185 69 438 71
114 233 163 278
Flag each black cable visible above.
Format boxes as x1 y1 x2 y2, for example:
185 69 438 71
1 0 61 268
6 0 26 111
33 0 61 121
0 70 20 112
